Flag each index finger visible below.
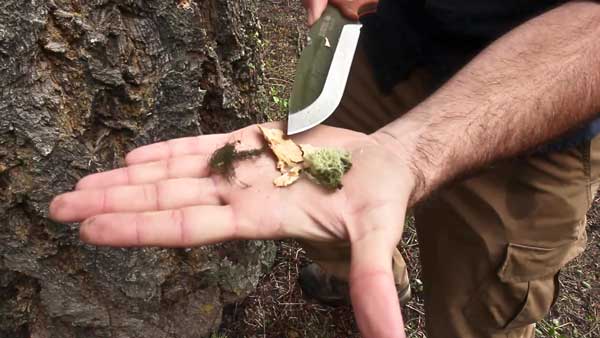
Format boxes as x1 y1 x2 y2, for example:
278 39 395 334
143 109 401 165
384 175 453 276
125 122 285 165
125 133 228 165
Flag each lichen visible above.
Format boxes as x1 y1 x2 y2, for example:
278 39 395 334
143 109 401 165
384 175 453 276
302 145 352 190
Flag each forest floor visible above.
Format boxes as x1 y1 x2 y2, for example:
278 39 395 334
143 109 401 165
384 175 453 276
219 1 599 337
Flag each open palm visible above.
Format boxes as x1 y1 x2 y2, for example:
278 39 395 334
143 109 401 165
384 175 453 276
50 123 413 338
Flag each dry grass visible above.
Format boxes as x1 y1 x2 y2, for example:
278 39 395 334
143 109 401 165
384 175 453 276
257 0 306 121
219 241 360 338
217 2 600 337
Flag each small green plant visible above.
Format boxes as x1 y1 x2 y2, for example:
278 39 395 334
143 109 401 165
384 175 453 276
536 318 568 338
252 30 264 48
210 333 228 338
270 86 289 112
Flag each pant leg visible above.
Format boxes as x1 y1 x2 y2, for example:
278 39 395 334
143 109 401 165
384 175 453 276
415 137 600 338
298 34 433 286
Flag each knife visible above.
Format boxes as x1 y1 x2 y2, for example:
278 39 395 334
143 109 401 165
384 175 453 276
287 1 378 135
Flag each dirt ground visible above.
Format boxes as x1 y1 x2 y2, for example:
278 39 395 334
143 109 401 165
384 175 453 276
218 1 599 337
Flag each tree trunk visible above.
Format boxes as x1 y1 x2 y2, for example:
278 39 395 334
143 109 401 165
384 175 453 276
0 1 275 337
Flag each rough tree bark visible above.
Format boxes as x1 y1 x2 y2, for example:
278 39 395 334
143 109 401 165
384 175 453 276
0 1 275 337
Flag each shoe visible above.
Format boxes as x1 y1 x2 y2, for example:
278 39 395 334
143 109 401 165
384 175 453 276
299 263 412 307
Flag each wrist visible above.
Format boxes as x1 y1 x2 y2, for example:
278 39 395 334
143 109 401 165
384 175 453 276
370 129 427 207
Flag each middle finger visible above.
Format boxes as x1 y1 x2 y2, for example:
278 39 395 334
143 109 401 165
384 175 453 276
50 177 222 223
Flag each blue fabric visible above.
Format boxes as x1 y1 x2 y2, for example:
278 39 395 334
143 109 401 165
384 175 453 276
538 118 600 152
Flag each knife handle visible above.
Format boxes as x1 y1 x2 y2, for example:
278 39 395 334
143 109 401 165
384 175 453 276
330 0 379 21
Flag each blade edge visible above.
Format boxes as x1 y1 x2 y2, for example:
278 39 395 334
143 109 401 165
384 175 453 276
287 24 362 135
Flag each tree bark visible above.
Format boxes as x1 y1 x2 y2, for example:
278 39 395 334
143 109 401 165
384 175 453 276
0 1 275 337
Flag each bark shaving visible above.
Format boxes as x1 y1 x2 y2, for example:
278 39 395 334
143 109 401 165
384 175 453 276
0 1 275 337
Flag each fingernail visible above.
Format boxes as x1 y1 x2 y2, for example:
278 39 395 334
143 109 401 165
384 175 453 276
49 196 65 220
80 218 95 242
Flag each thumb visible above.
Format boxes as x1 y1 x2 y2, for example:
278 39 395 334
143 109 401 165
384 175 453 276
349 228 406 338
303 0 329 26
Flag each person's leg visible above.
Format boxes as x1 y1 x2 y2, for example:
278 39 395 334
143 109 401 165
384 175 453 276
415 137 600 338
298 35 433 304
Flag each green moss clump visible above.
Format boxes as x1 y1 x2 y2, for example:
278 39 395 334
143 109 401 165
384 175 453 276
303 147 352 190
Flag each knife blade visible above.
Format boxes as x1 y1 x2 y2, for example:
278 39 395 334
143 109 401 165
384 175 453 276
287 2 377 135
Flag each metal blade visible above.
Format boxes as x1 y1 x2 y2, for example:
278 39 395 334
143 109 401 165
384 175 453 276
287 23 362 135
288 6 351 122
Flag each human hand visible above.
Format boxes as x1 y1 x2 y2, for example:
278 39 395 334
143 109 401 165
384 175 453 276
49 123 414 338
302 0 378 25
302 0 328 25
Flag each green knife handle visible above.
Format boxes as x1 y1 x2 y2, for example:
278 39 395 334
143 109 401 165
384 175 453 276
288 5 355 114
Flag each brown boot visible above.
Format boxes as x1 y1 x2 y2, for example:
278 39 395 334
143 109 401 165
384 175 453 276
299 263 412 307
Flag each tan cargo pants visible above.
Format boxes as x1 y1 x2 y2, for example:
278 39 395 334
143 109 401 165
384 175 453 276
301 37 600 338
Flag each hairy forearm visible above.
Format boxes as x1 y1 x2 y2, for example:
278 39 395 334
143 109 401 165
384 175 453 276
373 1 600 205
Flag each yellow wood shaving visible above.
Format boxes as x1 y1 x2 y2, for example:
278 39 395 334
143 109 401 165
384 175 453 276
258 126 305 187
273 166 302 187
258 126 304 169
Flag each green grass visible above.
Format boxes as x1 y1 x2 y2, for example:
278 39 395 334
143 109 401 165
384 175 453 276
210 333 228 338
